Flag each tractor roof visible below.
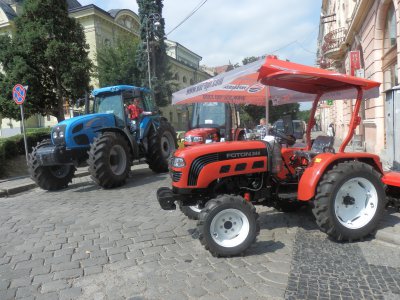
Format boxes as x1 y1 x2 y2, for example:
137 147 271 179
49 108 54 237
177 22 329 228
258 56 381 105
92 85 150 97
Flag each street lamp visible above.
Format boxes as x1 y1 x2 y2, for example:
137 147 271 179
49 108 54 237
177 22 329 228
144 13 161 90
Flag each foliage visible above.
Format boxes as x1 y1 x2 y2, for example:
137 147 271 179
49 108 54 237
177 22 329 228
0 0 92 122
96 36 141 87
242 56 259 65
0 127 51 177
136 0 171 107
238 56 300 126
297 109 311 122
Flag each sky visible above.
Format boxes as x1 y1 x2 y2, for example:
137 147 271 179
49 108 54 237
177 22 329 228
78 0 321 68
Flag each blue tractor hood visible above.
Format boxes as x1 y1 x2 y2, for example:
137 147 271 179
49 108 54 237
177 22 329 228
52 113 117 149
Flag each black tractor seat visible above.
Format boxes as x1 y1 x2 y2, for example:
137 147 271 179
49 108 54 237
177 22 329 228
294 135 335 161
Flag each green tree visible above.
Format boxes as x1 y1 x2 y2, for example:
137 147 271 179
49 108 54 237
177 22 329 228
242 56 259 65
297 109 311 122
239 56 300 126
96 36 140 87
136 0 170 107
241 56 265 125
0 0 92 122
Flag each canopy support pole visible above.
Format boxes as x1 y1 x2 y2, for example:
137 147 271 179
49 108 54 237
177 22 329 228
339 87 363 153
306 94 321 150
265 86 270 125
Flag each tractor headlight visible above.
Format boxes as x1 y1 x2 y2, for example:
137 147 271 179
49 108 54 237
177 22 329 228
185 136 203 143
52 125 66 145
170 157 186 168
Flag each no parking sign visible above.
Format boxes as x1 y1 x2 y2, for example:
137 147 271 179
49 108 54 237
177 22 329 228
13 84 27 105
12 83 29 163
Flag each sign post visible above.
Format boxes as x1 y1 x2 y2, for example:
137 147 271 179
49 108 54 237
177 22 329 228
12 84 29 164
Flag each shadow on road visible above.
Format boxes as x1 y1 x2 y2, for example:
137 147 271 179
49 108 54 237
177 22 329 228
45 166 169 194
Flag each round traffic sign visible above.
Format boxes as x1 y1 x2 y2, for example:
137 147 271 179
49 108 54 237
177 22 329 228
13 84 27 105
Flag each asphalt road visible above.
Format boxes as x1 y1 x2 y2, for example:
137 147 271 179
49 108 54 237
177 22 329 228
0 164 399 300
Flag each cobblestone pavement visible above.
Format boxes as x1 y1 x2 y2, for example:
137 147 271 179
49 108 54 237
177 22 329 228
0 164 399 300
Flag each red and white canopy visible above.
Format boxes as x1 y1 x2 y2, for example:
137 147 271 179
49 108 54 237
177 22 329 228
172 56 380 106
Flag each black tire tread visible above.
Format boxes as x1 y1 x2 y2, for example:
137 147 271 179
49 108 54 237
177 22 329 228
87 132 131 189
28 140 76 191
312 161 387 241
146 120 177 173
197 194 260 257
179 204 201 220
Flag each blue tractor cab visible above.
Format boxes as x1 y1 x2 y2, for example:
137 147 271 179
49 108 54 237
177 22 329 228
29 85 177 190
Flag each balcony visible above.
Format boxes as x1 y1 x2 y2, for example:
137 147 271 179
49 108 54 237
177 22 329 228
321 27 347 59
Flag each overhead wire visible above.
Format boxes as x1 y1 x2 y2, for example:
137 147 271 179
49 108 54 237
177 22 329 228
166 0 208 36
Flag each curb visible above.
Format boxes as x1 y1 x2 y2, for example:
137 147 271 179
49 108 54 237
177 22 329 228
375 230 400 246
0 171 90 198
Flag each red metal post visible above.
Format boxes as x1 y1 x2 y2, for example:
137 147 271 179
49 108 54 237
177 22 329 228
339 87 363 153
306 94 321 150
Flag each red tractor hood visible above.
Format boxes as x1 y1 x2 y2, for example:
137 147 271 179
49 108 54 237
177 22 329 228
184 128 220 146
175 140 267 160
185 128 218 137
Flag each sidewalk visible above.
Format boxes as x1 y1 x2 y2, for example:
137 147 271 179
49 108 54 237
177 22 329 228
0 167 90 197
0 165 399 248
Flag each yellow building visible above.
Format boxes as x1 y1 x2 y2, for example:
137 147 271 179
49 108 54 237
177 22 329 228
0 0 210 136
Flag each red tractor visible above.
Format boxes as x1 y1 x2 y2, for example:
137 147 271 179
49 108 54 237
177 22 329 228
183 102 246 147
179 102 246 219
157 56 399 257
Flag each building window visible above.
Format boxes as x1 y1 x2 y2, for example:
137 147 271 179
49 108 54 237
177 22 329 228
382 2 398 90
190 78 194 85
169 111 173 122
384 3 397 51
183 76 187 83
175 73 179 81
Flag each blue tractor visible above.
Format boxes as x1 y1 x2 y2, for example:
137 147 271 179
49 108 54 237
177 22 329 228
28 85 177 190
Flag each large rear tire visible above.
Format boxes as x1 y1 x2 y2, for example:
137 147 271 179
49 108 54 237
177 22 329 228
87 132 131 188
197 195 260 257
28 140 76 191
313 161 386 241
146 120 177 173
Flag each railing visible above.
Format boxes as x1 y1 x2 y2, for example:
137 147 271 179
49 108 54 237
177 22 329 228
322 27 347 55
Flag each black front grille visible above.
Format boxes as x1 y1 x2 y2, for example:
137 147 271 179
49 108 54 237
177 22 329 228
172 171 182 182
188 153 219 186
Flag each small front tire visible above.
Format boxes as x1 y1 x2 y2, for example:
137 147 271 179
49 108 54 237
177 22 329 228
197 195 259 257
180 204 202 220
28 140 76 191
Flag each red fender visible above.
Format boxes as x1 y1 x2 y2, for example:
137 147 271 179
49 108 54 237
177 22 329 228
298 152 383 201
382 172 400 188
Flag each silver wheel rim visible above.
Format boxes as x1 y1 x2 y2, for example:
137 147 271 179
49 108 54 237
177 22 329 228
50 165 70 178
210 208 250 247
161 132 175 159
109 144 127 176
334 177 378 229
189 205 202 213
